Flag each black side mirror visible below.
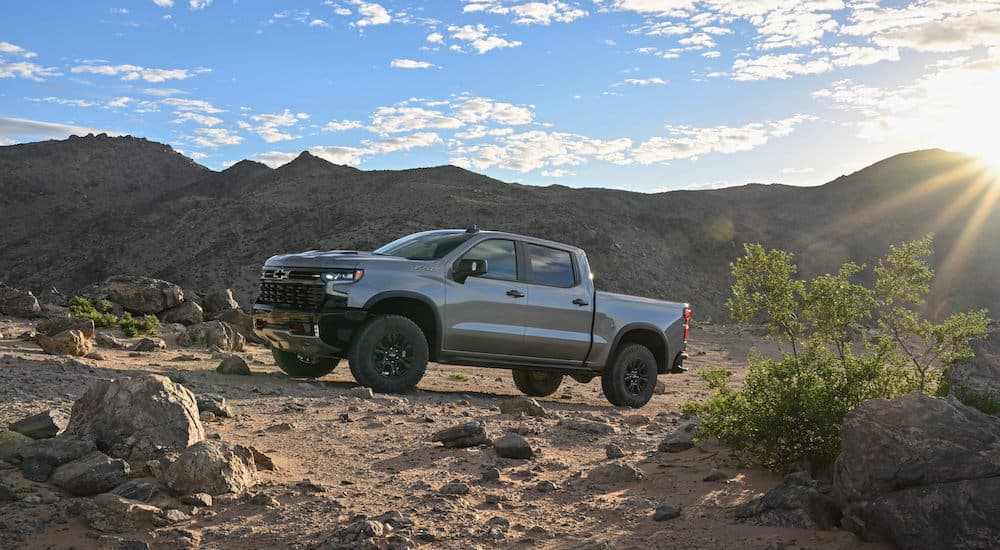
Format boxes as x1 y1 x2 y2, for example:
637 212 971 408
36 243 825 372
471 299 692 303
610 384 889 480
454 258 488 283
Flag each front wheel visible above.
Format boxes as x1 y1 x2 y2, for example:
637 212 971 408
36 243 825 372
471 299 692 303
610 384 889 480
348 315 429 393
601 344 657 408
271 349 339 378
512 370 563 397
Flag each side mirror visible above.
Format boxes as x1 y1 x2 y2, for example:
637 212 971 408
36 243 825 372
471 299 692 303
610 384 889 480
454 258 488 283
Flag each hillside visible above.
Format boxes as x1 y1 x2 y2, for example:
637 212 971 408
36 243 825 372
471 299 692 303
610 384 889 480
1 136 998 319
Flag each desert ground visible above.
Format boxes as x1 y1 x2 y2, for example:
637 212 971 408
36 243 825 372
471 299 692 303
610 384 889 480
0 317 880 550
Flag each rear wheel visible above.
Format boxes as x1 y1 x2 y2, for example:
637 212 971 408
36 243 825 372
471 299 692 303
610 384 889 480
348 315 428 393
271 349 338 378
601 344 657 408
512 370 563 397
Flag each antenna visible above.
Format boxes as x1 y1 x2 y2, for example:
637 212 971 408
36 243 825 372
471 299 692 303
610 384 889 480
466 224 480 233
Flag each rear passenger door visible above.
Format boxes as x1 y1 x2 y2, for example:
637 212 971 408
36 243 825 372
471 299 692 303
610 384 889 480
519 242 594 363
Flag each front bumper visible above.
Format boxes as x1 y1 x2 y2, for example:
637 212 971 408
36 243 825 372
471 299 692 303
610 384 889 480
251 304 367 359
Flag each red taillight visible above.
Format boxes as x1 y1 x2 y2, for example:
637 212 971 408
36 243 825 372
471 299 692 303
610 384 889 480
683 308 691 343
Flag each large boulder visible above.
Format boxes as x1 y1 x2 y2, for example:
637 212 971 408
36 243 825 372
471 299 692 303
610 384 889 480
14 435 97 481
66 374 204 455
37 317 95 339
185 320 245 352
202 288 240 317
50 451 131 496
0 430 34 461
163 440 258 496
159 301 204 326
736 472 841 530
83 275 184 315
835 392 1000 548
80 493 166 533
37 329 93 357
213 307 264 344
0 283 41 317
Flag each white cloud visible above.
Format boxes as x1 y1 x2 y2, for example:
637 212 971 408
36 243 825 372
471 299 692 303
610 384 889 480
448 24 523 53
162 98 225 113
463 1 588 25
248 109 309 143
678 32 715 49
152 0 174 7
731 53 833 81
452 97 535 125
111 8 128 15
452 130 632 172
390 58 435 69
189 0 212 10
702 50 720 58
70 64 204 83
454 125 515 139
364 132 443 154
427 32 444 44
0 44 60 81
106 97 134 109
324 119 363 132
28 97 97 108
192 127 241 148
369 106 464 135
172 111 223 126
871 11 1000 53
631 114 816 164
309 19 330 27
541 168 576 177
0 117 118 142
351 1 391 26
139 87 187 97
622 77 667 85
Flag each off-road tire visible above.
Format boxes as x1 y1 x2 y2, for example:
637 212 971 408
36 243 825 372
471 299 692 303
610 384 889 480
348 315 428 393
512 370 563 397
271 349 339 378
601 344 657 408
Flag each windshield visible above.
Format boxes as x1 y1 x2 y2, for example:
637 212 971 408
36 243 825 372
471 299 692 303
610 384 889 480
374 231 473 261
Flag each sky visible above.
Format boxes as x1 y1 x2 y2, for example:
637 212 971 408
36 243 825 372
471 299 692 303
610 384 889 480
1 1 999 192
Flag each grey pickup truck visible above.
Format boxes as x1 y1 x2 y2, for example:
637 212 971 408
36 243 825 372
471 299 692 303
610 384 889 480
252 226 691 408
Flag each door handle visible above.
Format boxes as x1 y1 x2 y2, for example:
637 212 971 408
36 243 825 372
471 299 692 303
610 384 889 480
573 298 589 306
506 290 525 298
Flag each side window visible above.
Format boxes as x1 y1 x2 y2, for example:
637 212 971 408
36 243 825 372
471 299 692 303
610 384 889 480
525 244 576 287
460 240 517 281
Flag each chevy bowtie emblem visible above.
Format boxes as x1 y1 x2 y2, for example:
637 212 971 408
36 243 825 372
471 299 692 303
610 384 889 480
273 269 289 280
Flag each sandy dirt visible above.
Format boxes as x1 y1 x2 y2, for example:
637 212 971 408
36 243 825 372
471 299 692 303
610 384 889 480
0 319 876 549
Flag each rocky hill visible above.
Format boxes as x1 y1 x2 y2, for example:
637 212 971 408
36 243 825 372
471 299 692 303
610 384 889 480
1 135 998 319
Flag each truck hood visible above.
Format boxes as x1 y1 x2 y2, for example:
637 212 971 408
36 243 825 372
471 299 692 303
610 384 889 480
264 250 412 269
596 290 688 310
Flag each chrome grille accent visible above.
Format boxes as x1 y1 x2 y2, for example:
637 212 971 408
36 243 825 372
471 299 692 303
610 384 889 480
258 268 325 309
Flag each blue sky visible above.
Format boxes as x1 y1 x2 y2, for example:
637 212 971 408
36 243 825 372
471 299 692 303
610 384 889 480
2 1 999 192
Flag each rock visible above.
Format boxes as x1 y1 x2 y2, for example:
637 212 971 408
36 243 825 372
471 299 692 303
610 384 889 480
605 443 626 459
159 323 189 347
482 467 501 482
703 469 727 482
202 289 240 316
558 418 617 435
37 329 93 357
51 451 131 496
265 422 295 433
736 471 840 530
499 396 547 418
0 479 16 502
588 462 643 484
248 446 275 471
66 374 204 454
834 392 1000 548
181 493 213 507
0 430 33 461
163 440 258 496
186 320 245 352
200 411 216 422
197 394 234 418
159 301 204 326
9 409 68 439
350 386 374 399
37 317 95 339
374 510 414 529
131 338 166 352
658 420 698 453
81 493 165 533
439 481 470 495
946 325 1000 402
431 421 490 448
0 284 41 317
16 435 97 481
212 308 264 344
156 508 190 525
494 433 533 459
95 331 124 349
624 414 649 426
83 276 184 315
653 504 682 521
111 479 159 502
37 287 68 306
248 491 280 507
536 480 558 492
216 354 251 375
654 380 667 394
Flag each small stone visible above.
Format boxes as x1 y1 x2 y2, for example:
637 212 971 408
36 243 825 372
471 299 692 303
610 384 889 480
558 418 617 435
111 480 158 502
265 422 295 433
197 394 234 418
248 492 281 507
37 329 93 357
200 411 216 422
605 443 626 459
439 481 471 495
659 420 698 453
50 451 131 496
216 354 251 375
486 516 511 530
350 387 374 399
249 446 275 471
703 469 727 482
482 467 501 482
9 410 68 439
536 480 558 492
624 414 649 426
374 510 414 529
494 433 534 459
653 504 682 521
95 332 124 349
485 494 502 505
431 421 490 448
499 396 548 418
131 338 166 352
654 380 667 394
588 462 643 484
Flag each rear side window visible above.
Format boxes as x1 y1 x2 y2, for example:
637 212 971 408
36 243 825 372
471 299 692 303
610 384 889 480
460 239 517 281
525 244 576 287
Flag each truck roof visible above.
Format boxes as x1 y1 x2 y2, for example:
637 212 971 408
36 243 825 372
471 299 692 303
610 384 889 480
432 228 586 256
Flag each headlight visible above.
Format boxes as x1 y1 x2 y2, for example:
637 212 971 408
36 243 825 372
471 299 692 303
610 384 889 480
323 269 364 283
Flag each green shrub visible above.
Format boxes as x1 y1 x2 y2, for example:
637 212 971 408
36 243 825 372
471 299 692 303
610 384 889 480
449 372 470 381
949 384 1000 415
119 312 160 337
68 296 119 328
683 235 990 472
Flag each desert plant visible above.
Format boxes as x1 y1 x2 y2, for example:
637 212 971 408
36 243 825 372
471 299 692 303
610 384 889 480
119 312 161 337
68 296 119 328
449 372 470 381
684 235 989 471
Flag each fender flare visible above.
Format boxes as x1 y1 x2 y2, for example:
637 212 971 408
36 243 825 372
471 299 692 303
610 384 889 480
607 322 669 371
363 290 443 355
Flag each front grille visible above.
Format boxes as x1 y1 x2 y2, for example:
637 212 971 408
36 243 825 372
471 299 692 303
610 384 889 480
257 281 325 310
261 267 324 281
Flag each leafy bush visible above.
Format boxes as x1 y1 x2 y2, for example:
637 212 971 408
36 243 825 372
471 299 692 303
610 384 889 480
683 235 990 472
68 296 119 328
946 383 1000 415
119 312 160 337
